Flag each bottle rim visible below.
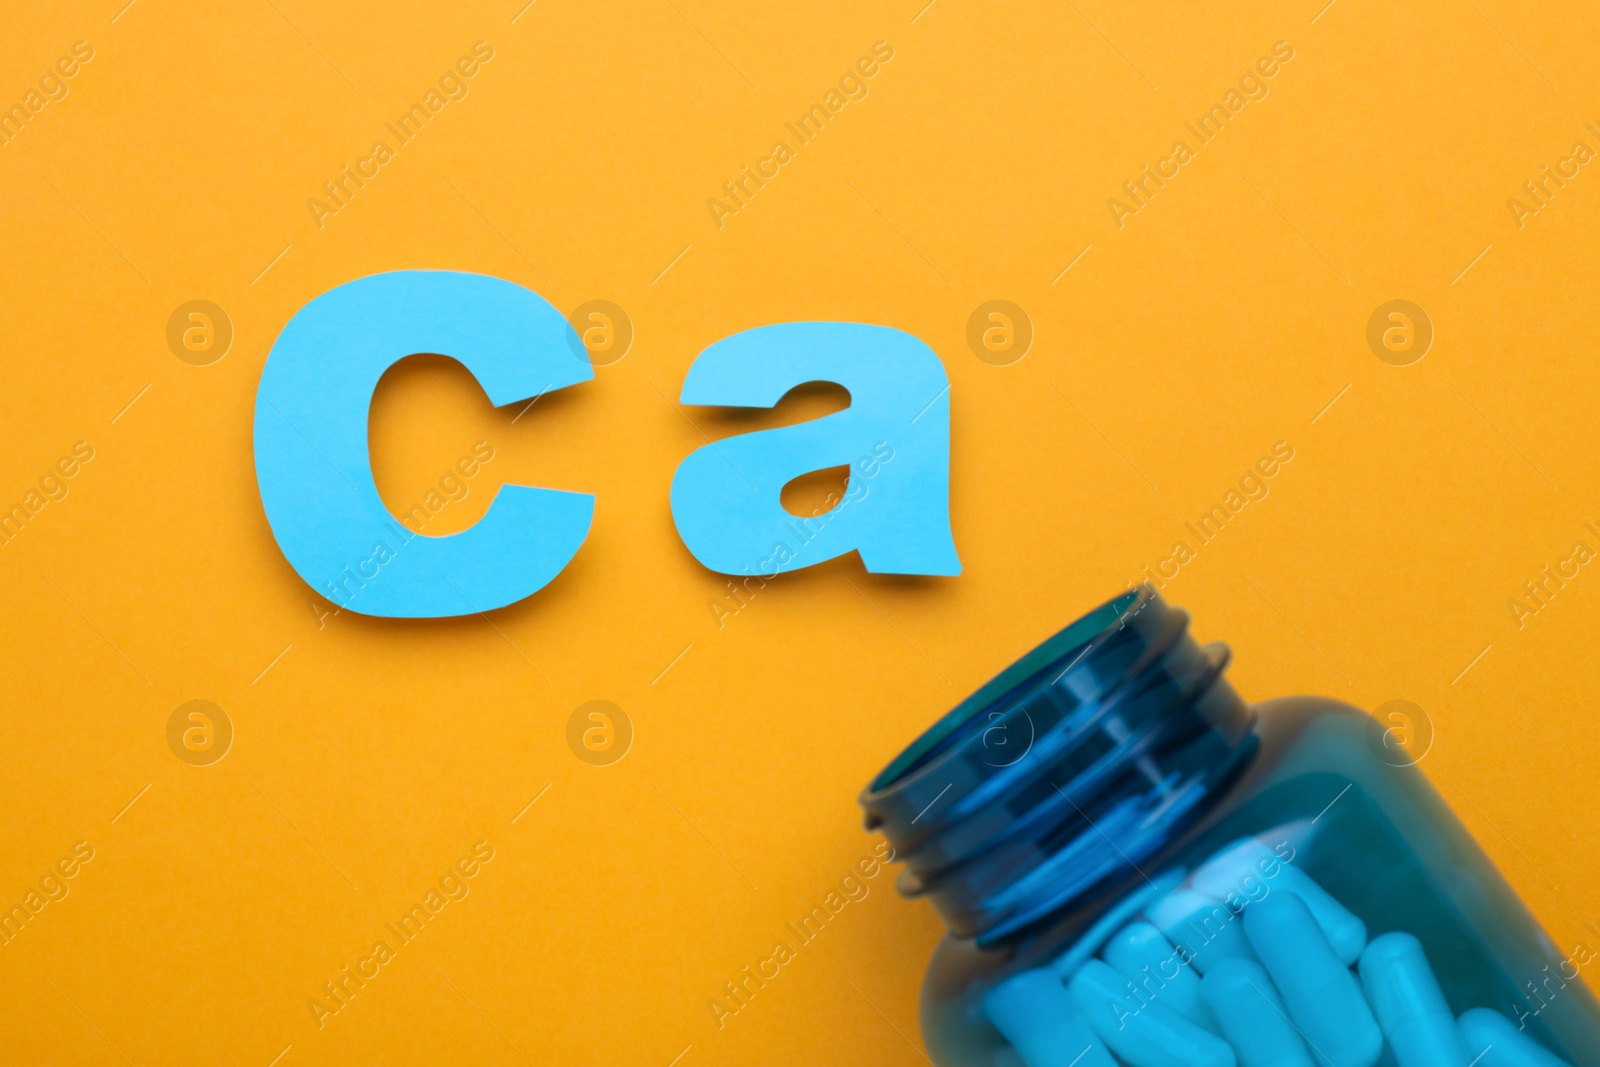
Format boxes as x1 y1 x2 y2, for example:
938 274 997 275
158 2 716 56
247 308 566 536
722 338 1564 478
859 585 1256 943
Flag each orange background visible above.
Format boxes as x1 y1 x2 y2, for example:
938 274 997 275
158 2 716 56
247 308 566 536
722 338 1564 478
3 1 1599 1063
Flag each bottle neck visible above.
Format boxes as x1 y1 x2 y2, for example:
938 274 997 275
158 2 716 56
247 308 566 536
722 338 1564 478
859 587 1257 946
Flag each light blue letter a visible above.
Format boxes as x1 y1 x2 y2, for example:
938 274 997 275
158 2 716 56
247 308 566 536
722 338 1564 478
670 322 959 577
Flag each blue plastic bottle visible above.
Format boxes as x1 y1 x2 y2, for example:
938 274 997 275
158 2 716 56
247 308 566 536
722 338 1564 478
859 588 1600 1067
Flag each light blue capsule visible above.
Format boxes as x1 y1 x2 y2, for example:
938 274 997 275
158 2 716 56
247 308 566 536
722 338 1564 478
983 968 1117 1067
1358 932 1468 1067
1067 958 1237 1067
1243 893 1383 1067
1198 957 1315 1067
1458 1008 1576 1067
1193 837 1367 965
1103 921 1220 1033
1144 887 1256 976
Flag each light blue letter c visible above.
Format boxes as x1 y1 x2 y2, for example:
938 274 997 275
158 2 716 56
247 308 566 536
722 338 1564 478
253 270 594 618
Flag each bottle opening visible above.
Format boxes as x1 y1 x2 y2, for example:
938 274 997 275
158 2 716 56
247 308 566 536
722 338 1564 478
870 591 1142 794
860 587 1257 944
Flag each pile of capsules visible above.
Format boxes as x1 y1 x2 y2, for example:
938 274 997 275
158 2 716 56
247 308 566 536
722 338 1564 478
983 837 1572 1067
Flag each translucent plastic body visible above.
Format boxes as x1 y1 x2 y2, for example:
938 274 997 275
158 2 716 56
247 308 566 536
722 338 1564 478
918 698 1600 1067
